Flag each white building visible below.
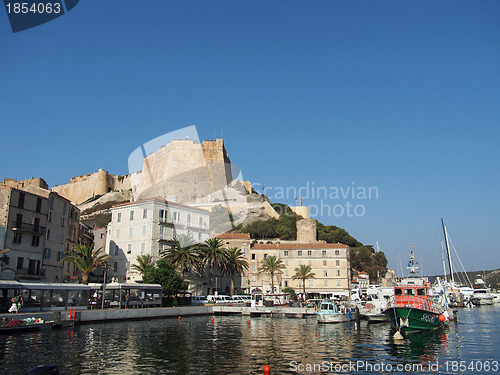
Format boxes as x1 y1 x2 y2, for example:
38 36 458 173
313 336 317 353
106 198 210 282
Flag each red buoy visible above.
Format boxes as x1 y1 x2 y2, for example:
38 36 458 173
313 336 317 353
247 320 250 325
178 316 181 321
211 318 214 324
438 314 446 322
264 364 271 374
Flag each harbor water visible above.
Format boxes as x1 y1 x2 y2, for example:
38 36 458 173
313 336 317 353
0 305 498 374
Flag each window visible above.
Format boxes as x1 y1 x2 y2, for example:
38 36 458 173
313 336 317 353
172 228 177 237
323 270 328 277
335 250 340 256
128 227 133 237
43 248 51 259
199 217 203 227
60 216 65 227
323 260 327 266
130 210 134 220
57 252 64 261
36 197 42 213
298 251 302 256
140 243 145 254
336 270 340 276
18 192 25 208
31 235 40 247
159 209 167 221
143 208 147 218
251 254 256 260
113 262 118 272
322 250 326 256
337 280 341 286
307 250 312 256
117 212 122 222
116 229 120 238
17 257 24 269
127 244 132 254
284 250 288 256
324 280 328 286
242 246 247 256
285 270 289 276
46 229 50 240
198 232 202 241
15 214 22 227
417 289 426 296
142 225 146 236
173 212 180 223
336 260 340 266
59 234 64 244
159 226 165 238
252 275 256 282
13 232 22 244
48 211 53 222
187 214 191 227
49 196 54 210
252 264 256 271
284 280 288 287
114 244 119 256
263 254 268 259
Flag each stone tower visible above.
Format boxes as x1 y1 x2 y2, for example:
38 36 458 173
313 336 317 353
296 218 317 243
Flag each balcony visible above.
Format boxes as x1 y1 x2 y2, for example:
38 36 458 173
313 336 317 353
12 221 46 235
16 267 43 279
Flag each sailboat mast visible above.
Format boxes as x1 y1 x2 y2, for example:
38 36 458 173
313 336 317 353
441 240 448 283
441 218 454 284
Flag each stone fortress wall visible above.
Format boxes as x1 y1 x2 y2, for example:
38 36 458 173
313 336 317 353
52 169 131 205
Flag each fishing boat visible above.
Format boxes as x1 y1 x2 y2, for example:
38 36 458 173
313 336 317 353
359 286 393 323
384 249 448 334
315 301 354 324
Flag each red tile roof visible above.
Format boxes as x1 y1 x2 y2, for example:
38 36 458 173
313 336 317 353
252 242 348 250
212 233 251 240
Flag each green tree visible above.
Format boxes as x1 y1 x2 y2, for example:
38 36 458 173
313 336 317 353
200 238 229 295
223 247 249 296
283 287 297 301
162 234 202 280
292 264 316 299
258 255 285 293
143 258 188 297
60 244 110 284
131 254 155 275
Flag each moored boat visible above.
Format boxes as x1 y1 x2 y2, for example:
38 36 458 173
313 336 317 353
472 277 494 305
316 301 354 324
384 249 448 334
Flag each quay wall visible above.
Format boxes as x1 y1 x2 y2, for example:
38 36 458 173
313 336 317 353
1 306 314 326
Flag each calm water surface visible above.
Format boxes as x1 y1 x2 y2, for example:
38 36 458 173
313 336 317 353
1 305 499 374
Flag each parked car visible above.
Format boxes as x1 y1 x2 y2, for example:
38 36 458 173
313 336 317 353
191 295 209 305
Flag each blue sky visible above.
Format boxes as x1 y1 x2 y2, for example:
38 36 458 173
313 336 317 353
1 1 499 275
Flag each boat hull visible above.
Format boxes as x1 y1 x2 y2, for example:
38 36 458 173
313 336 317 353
316 311 353 324
384 307 442 333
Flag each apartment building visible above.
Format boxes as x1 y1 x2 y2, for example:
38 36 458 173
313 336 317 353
106 198 210 283
0 186 84 282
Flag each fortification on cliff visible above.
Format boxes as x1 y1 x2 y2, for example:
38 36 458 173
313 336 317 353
52 138 278 228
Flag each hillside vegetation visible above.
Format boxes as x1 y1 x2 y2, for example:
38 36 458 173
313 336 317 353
240 203 388 280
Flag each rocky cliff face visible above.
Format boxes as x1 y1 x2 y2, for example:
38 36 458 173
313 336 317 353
52 138 277 231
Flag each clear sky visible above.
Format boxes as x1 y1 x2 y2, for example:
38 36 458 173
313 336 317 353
1 1 499 276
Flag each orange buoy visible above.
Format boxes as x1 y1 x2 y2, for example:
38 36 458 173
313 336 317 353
264 364 271 374
438 314 446 322
247 320 250 325
178 316 181 321
211 318 214 324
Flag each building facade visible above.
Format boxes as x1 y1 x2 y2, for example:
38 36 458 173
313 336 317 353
106 198 210 283
249 242 351 297
0 187 83 282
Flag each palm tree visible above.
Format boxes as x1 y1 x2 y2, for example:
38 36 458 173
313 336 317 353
60 244 110 285
200 238 228 295
258 255 285 294
131 254 155 275
292 264 315 300
162 234 201 280
223 247 249 296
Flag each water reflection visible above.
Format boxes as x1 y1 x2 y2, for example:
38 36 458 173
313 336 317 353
0 306 498 375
